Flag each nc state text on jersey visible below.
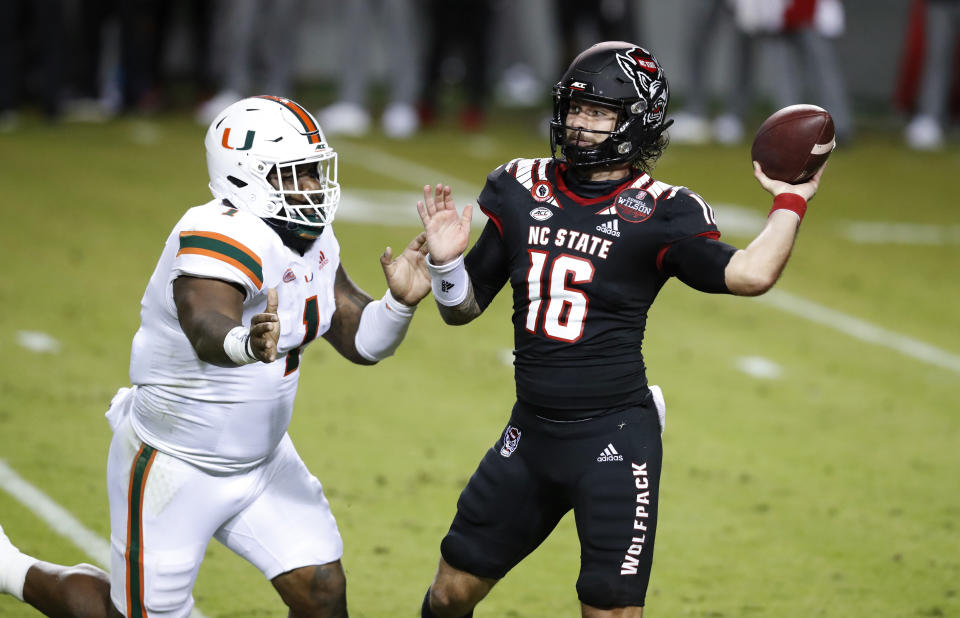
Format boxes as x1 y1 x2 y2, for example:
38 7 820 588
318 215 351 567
528 226 613 259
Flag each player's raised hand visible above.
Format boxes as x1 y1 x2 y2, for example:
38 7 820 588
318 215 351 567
381 231 431 306
754 161 826 202
416 183 473 264
249 288 280 362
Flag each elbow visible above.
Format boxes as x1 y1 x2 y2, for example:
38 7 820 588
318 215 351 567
438 305 478 326
732 271 779 297
349 343 383 366
441 313 471 326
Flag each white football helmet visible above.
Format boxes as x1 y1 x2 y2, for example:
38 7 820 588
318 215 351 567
205 95 340 236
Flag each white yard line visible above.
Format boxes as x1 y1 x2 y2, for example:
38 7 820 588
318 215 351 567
735 356 783 379
0 460 111 566
843 222 960 245
16 331 61 354
0 460 207 618
334 142 484 199
757 290 960 374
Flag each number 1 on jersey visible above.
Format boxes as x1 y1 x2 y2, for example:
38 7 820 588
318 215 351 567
284 296 319 375
525 250 595 342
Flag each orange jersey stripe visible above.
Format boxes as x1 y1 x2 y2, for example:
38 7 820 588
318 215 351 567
177 247 264 289
179 231 262 267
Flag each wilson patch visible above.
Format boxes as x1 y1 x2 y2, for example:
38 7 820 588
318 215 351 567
614 189 656 223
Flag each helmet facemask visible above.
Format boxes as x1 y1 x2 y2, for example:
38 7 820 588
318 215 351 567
550 91 654 168
264 156 340 239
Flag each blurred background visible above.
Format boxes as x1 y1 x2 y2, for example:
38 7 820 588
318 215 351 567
1 1 959 617
2 0 958 148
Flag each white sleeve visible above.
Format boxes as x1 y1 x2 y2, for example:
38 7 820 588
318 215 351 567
354 290 416 362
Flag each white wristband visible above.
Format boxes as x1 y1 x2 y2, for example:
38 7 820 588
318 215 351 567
425 253 469 306
223 325 257 365
354 289 416 362
0 547 36 601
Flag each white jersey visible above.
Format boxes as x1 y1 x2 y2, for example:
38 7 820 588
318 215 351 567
128 200 340 472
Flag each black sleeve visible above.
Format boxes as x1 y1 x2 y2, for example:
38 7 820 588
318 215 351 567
476 162 508 221
661 235 737 294
464 220 509 311
660 188 720 245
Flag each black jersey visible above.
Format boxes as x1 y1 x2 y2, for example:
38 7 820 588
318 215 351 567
465 157 722 419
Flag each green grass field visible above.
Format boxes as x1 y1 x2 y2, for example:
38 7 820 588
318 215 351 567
1 109 958 617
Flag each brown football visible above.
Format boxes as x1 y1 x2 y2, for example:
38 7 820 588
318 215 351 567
751 104 835 184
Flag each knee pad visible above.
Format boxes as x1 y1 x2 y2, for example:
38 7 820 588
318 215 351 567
440 532 505 581
576 571 647 610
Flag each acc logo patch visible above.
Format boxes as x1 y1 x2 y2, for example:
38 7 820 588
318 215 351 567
529 206 553 221
500 425 522 457
531 180 554 203
283 268 297 283
614 188 656 223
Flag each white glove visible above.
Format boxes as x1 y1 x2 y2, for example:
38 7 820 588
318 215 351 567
649 384 666 436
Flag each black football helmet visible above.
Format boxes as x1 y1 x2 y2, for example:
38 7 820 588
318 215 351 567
550 41 672 169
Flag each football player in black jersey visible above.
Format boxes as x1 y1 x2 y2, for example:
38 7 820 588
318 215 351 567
416 41 825 618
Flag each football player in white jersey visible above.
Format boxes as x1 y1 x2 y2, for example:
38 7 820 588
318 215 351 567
0 95 431 618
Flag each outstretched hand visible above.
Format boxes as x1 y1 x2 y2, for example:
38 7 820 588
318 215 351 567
250 288 281 362
416 184 473 264
381 231 431 306
753 161 826 202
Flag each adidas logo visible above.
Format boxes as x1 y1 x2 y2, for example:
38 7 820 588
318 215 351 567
595 219 621 237
597 443 623 462
441 280 455 293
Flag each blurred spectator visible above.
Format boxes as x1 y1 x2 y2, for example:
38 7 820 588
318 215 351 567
62 0 114 121
488 0 558 109
669 0 757 145
904 0 960 150
761 0 854 143
0 0 67 130
62 0 213 120
554 0 641 63
317 0 421 139
671 0 852 146
417 0 495 132
195 0 300 125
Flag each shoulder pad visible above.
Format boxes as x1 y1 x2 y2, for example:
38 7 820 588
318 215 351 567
174 203 275 292
668 187 717 223
495 158 560 208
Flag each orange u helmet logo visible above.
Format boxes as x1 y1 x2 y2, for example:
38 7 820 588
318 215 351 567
221 128 255 151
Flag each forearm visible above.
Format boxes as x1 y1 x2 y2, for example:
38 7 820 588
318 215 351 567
426 253 483 325
354 288 417 362
184 312 244 366
724 209 800 296
323 270 376 365
173 276 251 367
437 281 482 325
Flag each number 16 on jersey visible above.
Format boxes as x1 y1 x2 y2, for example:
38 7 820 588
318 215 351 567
525 250 595 343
